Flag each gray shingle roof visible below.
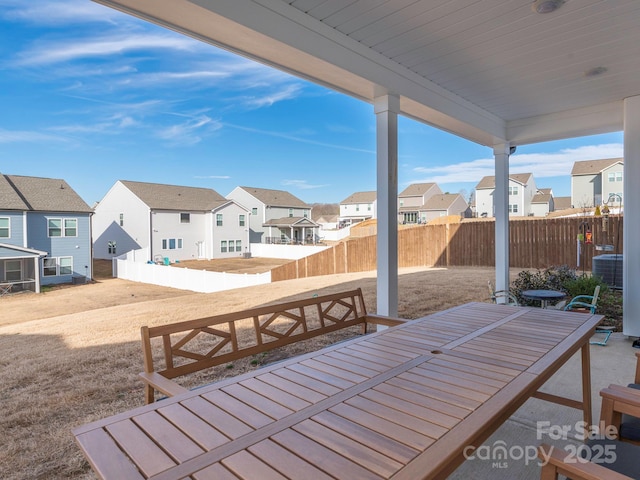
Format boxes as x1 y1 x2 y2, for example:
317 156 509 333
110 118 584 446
554 196 573 210
263 217 318 227
475 173 533 189
571 158 623 175
121 180 227 211
340 191 376 204
423 194 463 210
398 183 437 197
2 175 92 213
239 186 309 208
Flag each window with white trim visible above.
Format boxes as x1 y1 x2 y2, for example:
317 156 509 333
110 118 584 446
221 240 227 253
216 214 223 226
288 208 293 217
508 204 518 213
107 241 116 255
239 215 245 227
180 213 190 223
235 240 242 252
161 238 183 250
48 218 77 237
43 256 73 276
252 207 258 215
0 217 9 238
119 213 124 226
508 186 518 195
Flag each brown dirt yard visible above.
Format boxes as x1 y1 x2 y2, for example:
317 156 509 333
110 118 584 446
0 265 511 480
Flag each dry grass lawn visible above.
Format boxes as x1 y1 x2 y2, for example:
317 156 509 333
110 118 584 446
0 265 508 480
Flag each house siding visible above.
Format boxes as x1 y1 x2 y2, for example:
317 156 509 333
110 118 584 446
212 203 250 258
0 211 25 247
27 212 92 285
151 210 208 262
93 182 150 259
226 187 265 243
572 175 599 207
602 164 624 204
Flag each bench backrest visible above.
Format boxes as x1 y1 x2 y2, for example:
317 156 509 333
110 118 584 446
141 288 368 380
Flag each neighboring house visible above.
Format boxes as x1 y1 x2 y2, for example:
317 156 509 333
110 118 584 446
0 174 93 292
397 183 442 224
530 188 555 217
92 180 250 261
475 173 537 217
315 214 339 230
422 194 471 222
226 186 318 244
554 196 572 211
339 191 377 227
571 158 624 207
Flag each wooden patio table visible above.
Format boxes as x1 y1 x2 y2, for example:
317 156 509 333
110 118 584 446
73 302 601 480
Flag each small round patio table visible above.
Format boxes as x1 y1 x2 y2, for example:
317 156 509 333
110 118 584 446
521 289 566 309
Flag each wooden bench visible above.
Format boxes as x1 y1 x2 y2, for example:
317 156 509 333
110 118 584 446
140 288 407 403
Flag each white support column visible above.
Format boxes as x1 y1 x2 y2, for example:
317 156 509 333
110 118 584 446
374 94 399 317
493 143 511 294
623 96 640 336
34 257 41 293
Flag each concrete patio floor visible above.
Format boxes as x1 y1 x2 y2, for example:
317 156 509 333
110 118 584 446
449 332 638 479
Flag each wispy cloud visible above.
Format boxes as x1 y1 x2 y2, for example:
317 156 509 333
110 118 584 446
410 143 623 185
16 34 198 66
0 128 68 143
224 123 375 154
156 115 222 146
1 0 123 25
282 179 330 190
242 84 303 109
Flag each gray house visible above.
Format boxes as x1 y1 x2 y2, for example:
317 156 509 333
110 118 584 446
226 186 318 244
0 174 93 292
571 158 624 208
93 180 250 261
398 183 442 224
421 193 471 221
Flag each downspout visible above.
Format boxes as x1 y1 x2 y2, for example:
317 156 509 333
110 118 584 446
149 208 153 261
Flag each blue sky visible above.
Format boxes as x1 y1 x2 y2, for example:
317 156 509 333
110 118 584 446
0 0 624 207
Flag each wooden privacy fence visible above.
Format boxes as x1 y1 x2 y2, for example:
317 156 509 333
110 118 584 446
270 216 623 282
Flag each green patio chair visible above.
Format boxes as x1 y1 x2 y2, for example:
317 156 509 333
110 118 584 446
564 286 611 345
487 281 519 306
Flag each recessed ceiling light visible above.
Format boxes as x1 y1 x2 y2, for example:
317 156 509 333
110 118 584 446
532 0 566 14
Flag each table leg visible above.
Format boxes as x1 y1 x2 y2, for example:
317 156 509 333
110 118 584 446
581 342 593 427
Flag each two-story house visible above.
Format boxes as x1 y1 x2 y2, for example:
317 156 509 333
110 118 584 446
421 194 471 222
339 191 377 227
475 173 537 217
92 180 250 261
571 158 624 208
0 174 93 292
226 186 318 244
397 183 442 224
530 188 555 217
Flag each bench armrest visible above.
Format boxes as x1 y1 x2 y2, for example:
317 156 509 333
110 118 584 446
139 372 189 398
538 443 633 480
600 384 640 437
364 314 409 327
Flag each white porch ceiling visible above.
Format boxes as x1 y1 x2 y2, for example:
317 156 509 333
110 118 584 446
94 0 640 146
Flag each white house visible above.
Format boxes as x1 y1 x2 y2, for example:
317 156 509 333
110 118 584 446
397 183 442 224
226 186 318 244
530 188 555 217
92 180 250 261
475 173 537 217
422 194 470 222
571 158 624 208
339 191 377 227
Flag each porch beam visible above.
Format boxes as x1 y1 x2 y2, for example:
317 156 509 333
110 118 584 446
493 143 511 295
375 94 399 317
623 96 640 336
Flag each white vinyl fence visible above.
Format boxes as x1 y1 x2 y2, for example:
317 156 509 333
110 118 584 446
113 249 271 293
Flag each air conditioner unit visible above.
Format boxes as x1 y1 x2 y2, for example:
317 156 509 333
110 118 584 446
243 252 252 259
592 254 622 289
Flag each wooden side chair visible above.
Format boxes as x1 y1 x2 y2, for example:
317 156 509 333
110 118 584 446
538 383 640 479
487 280 519 306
